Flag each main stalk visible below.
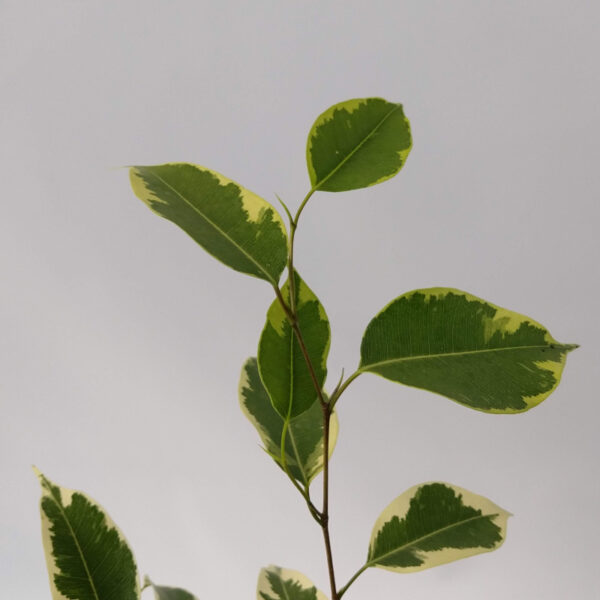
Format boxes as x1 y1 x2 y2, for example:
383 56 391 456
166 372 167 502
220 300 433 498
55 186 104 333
278 190 340 600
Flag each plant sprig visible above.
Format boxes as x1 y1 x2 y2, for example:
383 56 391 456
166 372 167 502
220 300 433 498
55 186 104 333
35 97 577 600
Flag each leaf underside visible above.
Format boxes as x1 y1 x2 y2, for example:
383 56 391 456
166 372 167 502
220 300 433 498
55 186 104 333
368 482 510 573
307 97 412 192
360 288 577 413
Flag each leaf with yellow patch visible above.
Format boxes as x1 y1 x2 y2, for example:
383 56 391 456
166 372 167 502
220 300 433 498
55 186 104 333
257 565 328 600
239 357 338 486
367 482 510 573
35 468 140 600
258 271 330 418
130 163 288 284
306 97 412 192
359 288 577 412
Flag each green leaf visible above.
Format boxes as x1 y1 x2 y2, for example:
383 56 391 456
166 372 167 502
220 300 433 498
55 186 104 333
367 482 510 573
257 565 328 600
359 288 577 413
239 357 338 486
129 163 288 284
258 271 330 418
35 468 140 600
144 577 198 600
306 97 412 192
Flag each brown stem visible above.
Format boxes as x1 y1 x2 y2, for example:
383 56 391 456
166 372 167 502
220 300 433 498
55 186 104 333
272 284 337 597
272 188 339 598
272 285 327 409
321 403 338 600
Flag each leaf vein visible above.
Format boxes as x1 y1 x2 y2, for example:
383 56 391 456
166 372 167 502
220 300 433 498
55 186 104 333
361 343 568 372
368 512 499 567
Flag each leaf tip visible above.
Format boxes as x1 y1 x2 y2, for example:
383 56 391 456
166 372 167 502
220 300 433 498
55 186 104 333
32 465 45 485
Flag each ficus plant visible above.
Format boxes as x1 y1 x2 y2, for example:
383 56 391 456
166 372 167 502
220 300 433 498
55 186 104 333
36 97 577 600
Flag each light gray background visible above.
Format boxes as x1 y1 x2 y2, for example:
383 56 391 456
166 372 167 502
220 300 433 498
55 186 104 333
2 1 598 598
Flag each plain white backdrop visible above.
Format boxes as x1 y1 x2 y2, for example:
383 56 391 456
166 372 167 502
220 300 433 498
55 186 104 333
2 1 598 598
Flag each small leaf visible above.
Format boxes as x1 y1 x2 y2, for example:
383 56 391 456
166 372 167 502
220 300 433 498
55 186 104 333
306 97 412 192
130 164 288 284
239 357 338 486
258 271 330 418
359 288 577 413
368 482 510 573
257 565 328 600
35 468 140 600
145 577 198 600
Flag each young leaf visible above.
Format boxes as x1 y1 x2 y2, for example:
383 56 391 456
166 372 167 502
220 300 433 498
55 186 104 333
129 163 288 284
306 97 412 192
367 482 510 573
257 565 328 600
145 577 198 600
258 271 330 418
359 288 577 413
35 468 140 600
239 357 338 486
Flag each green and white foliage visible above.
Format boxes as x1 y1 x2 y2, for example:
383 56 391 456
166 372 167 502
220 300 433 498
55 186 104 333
105 96 578 599
239 357 338 486
258 271 330 418
36 468 140 600
130 163 288 284
360 288 577 413
257 566 328 600
145 577 198 600
367 483 509 573
306 97 412 192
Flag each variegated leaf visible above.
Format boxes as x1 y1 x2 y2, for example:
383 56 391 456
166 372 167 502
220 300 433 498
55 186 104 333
257 565 328 600
239 357 338 486
368 482 510 573
258 271 330 418
144 577 198 600
36 468 140 600
306 97 412 192
130 163 288 284
360 288 577 413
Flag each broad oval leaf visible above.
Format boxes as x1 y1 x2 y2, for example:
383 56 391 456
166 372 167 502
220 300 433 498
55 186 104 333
306 97 412 192
35 468 140 600
359 288 577 413
145 577 198 600
130 164 288 284
239 357 338 486
257 565 328 600
367 482 510 573
258 271 330 418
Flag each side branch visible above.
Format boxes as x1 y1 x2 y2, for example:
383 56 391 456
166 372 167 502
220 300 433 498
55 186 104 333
337 565 368 599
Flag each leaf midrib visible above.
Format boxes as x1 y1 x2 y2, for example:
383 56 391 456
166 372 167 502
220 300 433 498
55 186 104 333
142 168 277 284
287 422 309 486
312 103 402 190
367 512 499 568
46 484 101 600
280 576 293 600
360 343 570 372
